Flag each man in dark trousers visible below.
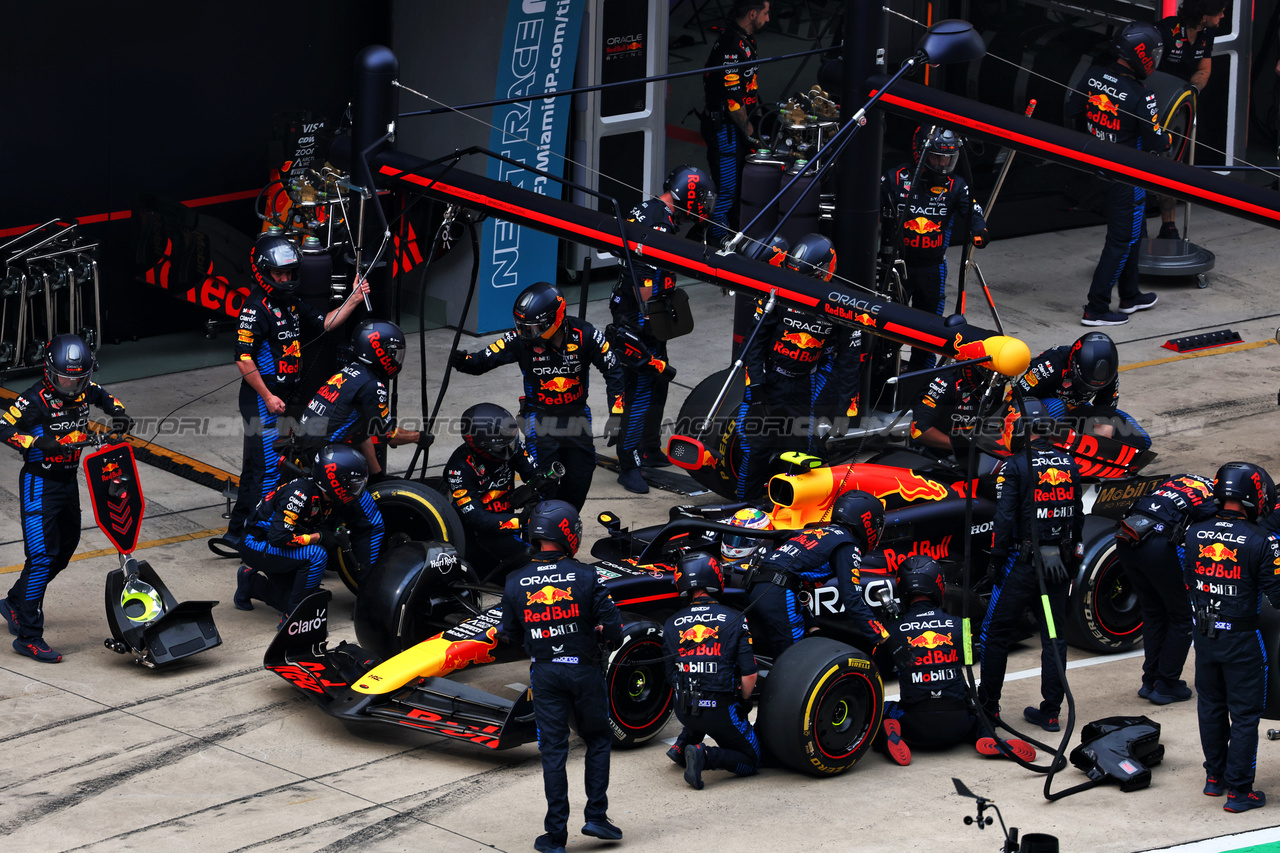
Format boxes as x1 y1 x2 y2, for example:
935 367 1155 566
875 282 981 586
702 0 771 245
500 500 624 853
1117 473 1218 704
453 282 624 511
610 165 711 493
662 551 760 789
878 557 1036 765
746 489 889 656
1182 462 1280 813
1068 22 1171 326
978 400 1083 733
0 335 132 662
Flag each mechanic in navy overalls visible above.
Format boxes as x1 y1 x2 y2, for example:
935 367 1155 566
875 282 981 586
700 0 769 245
0 335 131 662
453 282 624 511
878 557 1037 766
745 490 889 657
909 360 995 459
609 165 710 493
500 500 624 853
736 234 860 500
663 551 760 789
1017 332 1151 451
228 233 367 543
978 400 1082 733
1181 462 1280 813
1117 473 1217 704
233 444 376 624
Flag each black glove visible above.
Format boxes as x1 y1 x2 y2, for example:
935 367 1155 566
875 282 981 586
987 553 1007 586
603 414 622 447
1062 540 1082 573
320 528 352 551
109 414 135 437
891 644 915 675
33 434 61 452
416 432 435 450
450 350 468 370
972 227 989 249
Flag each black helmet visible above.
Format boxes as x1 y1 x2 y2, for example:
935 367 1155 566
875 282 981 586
898 555 946 608
918 127 963 176
675 551 725 599
313 443 369 505
513 282 567 344
665 165 713 221
250 233 301 297
461 402 520 462
1214 462 1275 521
527 499 582 555
44 333 95 400
754 234 790 267
830 489 885 551
1004 397 1059 452
785 233 837 282
1113 21 1164 79
352 319 406 379
1069 332 1119 392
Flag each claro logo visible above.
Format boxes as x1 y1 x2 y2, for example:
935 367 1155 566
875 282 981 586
289 608 326 635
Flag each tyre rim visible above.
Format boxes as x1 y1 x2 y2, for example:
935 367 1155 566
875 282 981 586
609 639 672 731
813 672 876 760
1093 549 1142 638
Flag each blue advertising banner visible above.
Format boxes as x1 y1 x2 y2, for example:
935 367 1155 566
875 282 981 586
477 0 584 333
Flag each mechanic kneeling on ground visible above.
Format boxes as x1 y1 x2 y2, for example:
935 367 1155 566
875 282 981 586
1017 331 1151 451
0 335 132 663
499 500 624 853
746 489 890 657
1117 473 1218 705
1182 462 1280 813
453 282 624 511
877 557 1036 766
233 444 381 626
979 400 1082 733
663 551 761 789
444 402 540 581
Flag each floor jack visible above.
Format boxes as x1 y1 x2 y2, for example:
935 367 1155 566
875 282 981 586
83 438 222 667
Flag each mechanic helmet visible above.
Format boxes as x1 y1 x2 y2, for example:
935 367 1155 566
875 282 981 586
313 443 369 505
1069 332 1119 392
830 489 886 551
461 402 520 463
44 333 95 400
527 499 583 556
1113 21 1164 79
721 507 771 560
675 551 725 599
665 165 713 221
756 234 790 267
250 233 301 297
919 127 963 176
352 319 406 379
898 555 946 608
1213 461 1275 522
513 281 567 345
785 233 837 281
1003 398 1059 452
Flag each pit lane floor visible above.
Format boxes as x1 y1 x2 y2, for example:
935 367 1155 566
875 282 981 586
3 205 1280 852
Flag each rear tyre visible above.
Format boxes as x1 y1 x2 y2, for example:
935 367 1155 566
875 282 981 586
674 368 745 499
605 616 674 749
1064 528 1143 653
336 479 465 594
756 637 884 777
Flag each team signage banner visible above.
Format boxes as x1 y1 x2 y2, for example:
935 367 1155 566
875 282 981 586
477 0 585 333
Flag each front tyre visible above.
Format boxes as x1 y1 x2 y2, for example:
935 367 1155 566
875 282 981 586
605 617 674 749
756 637 883 777
336 479 465 594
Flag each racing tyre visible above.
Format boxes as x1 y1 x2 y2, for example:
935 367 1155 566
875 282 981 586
605 616 674 749
673 368 745 499
1064 526 1143 653
336 478 465 594
757 637 883 777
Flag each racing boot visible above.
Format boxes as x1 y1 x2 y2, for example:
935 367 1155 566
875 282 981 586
684 743 706 790
13 636 62 663
617 468 649 494
234 565 257 611
1204 774 1226 797
977 737 1037 762
581 819 622 840
1 597 18 636
1023 705 1060 733
882 718 911 766
1224 789 1266 813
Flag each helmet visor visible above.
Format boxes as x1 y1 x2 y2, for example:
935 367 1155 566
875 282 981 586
925 150 958 174
50 368 91 399
515 316 557 342
345 470 368 501
477 428 518 460
721 533 759 559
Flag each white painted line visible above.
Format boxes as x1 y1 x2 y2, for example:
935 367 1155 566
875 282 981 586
505 683 528 692
1138 825 1280 852
884 649 1145 702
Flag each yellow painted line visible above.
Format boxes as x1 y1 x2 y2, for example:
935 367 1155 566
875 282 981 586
0 528 226 575
1120 338 1276 372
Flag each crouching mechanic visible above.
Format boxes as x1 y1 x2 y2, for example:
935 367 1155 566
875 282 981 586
500 500 624 853
979 400 1082 733
445 403 539 580
746 489 890 657
1182 462 1280 812
453 282 624 511
877 557 1035 766
663 552 760 789
234 444 382 623
0 334 132 662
